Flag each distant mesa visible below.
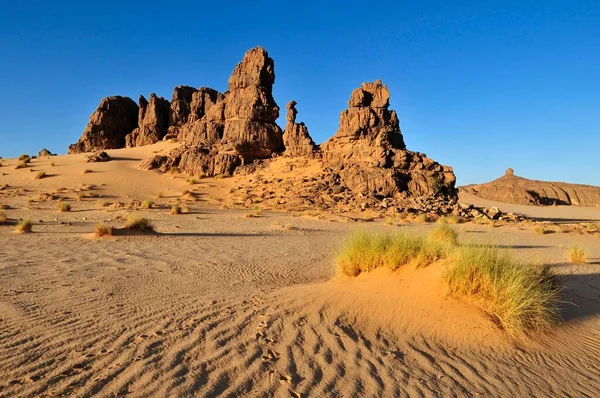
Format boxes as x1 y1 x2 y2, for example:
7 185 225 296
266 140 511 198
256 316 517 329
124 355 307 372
460 171 600 207
69 46 457 204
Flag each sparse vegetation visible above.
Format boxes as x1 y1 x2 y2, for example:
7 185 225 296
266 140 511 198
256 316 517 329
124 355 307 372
124 215 154 232
14 162 28 169
57 202 71 212
141 199 154 209
428 224 459 245
35 171 46 180
50 161 55 167
170 204 182 215
534 225 547 235
94 223 113 237
444 245 561 337
335 231 448 277
82 168 92 174
18 154 31 163
567 246 588 264
156 191 164 199
187 177 199 185
15 219 32 233
0 211 7 224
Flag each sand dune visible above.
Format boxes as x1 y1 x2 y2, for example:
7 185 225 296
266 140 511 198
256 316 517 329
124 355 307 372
1 144 600 397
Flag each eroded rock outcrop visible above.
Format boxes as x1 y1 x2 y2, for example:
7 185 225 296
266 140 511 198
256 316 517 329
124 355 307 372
283 101 318 157
38 149 55 157
68 96 138 154
321 80 455 198
125 94 170 147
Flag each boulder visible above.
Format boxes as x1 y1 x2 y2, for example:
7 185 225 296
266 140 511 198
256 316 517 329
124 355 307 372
38 149 55 157
68 96 138 154
125 94 170 147
86 151 111 163
283 101 318 157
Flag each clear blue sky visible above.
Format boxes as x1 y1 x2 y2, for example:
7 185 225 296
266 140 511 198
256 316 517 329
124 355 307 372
1 1 599 186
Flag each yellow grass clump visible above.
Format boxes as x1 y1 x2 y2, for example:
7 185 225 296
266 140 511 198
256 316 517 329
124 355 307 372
94 223 113 237
0 211 7 224
567 246 588 264
444 246 561 337
124 215 154 231
170 204 182 215
15 219 33 234
15 162 28 169
534 225 547 235
35 171 46 180
428 224 459 246
335 231 448 277
82 168 92 174
141 199 154 209
18 154 31 162
57 202 71 212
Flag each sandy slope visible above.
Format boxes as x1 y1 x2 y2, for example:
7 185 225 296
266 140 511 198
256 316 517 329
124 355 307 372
1 144 600 397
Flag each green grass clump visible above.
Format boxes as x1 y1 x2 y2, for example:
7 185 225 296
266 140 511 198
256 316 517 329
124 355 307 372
567 246 588 264
428 224 459 246
57 202 71 212
35 171 46 180
141 199 154 209
94 223 113 237
336 231 447 277
444 246 561 337
15 219 32 233
124 215 154 232
0 211 7 224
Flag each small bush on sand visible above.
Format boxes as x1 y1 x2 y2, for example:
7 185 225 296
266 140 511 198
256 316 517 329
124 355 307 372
82 168 92 174
415 214 429 223
336 231 447 277
15 162 28 169
35 171 46 180
428 224 459 246
141 199 154 209
534 225 547 235
447 215 460 224
187 178 199 185
444 246 560 337
124 215 154 231
156 191 164 199
18 154 31 162
567 246 588 264
57 202 71 212
15 219 32 233
94 223 113 237
437 216 448 224
0 211 7 224
170 204 182 215
252 205 262 215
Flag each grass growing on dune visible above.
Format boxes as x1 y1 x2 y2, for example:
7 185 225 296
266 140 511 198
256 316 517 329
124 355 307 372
335 231 449 277
15 219 32 233
124 215 154 232
444 245 561 337
567 246 588 264
428 224 459 246
94 223 113 237
0 211 7 225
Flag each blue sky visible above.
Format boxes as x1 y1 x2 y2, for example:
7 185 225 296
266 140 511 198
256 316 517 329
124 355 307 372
1 1 598 185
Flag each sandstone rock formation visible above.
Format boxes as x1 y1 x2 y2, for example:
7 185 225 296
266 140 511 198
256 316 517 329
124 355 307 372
321 80 455 198
68 96 138 154
283 101 318 157
37 149 55 157
169 86 197 127
125 94 170 147
460 173 600 207
86 151 111 163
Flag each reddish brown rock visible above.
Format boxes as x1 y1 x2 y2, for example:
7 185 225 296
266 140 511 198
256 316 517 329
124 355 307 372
220 47 283 159
68 96 138 154
169 86 197 127
37 149 55 157
125 94 170 147
283 101 318 157
188 88 224 123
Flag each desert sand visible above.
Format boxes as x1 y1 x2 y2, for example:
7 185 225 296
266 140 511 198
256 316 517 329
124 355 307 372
1 143 600 397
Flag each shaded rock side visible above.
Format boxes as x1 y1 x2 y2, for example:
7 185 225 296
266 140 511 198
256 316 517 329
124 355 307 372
220 47 283 159
178 88 226 146
321 80 455 198
68 96 139 154
460 173 600 207
125 94 170 147
283 101 319 157
169 86 197 127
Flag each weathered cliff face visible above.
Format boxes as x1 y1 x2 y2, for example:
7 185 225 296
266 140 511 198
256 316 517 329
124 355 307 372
283 101 319 157
125 94 170 147
460 170 600 207
169 86 197 127
321 80 455 198
68 96 138 154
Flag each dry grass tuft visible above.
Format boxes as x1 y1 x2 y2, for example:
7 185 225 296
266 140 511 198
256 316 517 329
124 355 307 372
567 246 588 264
124 215 154 232
82 168 92 174
94 223 113 237
35 171 46 180
18 154 31 162
0 211 7 225
15 219 32 234
15 162 28 169
141 199 154 209
156 191 165 199
444 246 561 337
187 178 199 185
57 202 71 212
335 231 448 277
428 224 459 246
534 225 547 235
170 204 182 215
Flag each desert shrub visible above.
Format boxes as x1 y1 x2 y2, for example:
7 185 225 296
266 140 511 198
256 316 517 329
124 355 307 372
436 216 448 224
170 204 182 215
0 211 7 224
336 231 447 277
447 215 460 224
428 224 459 246
18 154 31 162
57 202 71 212
15 219 32 233
567 246 588 264
415 214 429 223
50 161 55 167
156 191 164 199
534 225 547 235
14 162 28 169
444 246 560 337
141 199 154 209
94 223 113 237
35 171 46 180
124 215 154 231
82 168 92 174
187 178 199 185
